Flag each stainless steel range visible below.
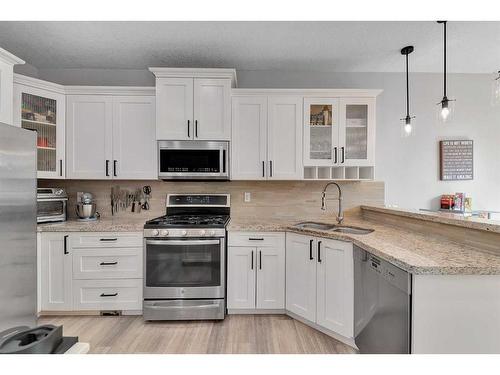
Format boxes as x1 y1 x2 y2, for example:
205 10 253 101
143 194 230 321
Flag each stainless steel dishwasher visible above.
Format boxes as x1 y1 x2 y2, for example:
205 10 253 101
354 246 412 354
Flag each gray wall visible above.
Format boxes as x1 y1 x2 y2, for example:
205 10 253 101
19 66 500 211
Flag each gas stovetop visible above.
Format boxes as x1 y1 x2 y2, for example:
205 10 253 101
144 214 230 229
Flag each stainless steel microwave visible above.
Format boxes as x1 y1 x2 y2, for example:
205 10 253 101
158 140 229 180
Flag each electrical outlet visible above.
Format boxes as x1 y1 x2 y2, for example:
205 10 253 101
244 192 251 202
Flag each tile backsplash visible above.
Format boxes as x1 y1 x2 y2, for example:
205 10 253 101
38 179 384 221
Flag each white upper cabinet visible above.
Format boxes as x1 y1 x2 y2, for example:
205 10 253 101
304 97 340 166
150 68 236 141
66 95 112 179
339 97 376 167
66 90 156 180
13 76 66 178
194 78 231 140
304 94 378 168
231 96 267 180
267 96 303 179
155 77 193 140
112 96 156 179
0 47 24 125
231 93 303 180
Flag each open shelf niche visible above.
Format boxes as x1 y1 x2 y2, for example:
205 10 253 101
303 166 374 181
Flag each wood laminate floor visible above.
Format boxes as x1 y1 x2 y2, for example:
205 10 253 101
38 314 356 354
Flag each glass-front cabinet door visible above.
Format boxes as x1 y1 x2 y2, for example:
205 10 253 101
339 98 375 167
13 82 66 178
303 98 340 166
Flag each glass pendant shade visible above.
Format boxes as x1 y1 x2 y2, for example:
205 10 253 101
492 71 500 106
401 116 416 138
437 97 455 123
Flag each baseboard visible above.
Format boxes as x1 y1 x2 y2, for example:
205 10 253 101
39 310 143 316
286 310 358 349
227 309 286 315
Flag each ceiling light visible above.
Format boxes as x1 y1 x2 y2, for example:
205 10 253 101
400 45 415 137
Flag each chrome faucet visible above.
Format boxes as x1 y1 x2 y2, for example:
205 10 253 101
321 182 343 224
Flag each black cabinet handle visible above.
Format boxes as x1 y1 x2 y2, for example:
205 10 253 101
100 293 118 297
105 160 109 177
59 160 63 177
63 235 69 255
251 250 254 270
341 147 345 163
222 150 226 173
262 161 265 177
100 238 118 242
259 250 262 270
248 238 264 241
309 239 314 260
113 160 117 177
334 147 338 163
187 120 190 138
99 261 118 266
195 120 198 138
269 161 273 177
317 241 322 263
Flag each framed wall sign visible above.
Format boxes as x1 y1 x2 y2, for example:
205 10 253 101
439 140 473 181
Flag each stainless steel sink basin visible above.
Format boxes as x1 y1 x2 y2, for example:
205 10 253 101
294 221 336 230
331 226 374 235
293 222 374 235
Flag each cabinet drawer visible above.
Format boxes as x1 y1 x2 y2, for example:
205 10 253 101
71 232 143 249
73 247 142 279
73 279 142 310
228 232 285 247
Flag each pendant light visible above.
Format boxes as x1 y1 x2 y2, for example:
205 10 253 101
437 21 455 123
401 45 415 137
492 70 500 106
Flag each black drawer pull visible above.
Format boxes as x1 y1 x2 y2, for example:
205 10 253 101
248 238 264 241
99 261 118 266
63 235 69 255
100 293 118 297
100 238 118 242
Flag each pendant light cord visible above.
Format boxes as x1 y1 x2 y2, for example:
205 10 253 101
406 52 410 117
443 21 447 98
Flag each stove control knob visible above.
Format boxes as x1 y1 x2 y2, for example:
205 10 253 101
209 230 216 236
181 230 187 236
160 230 169 236
200 230 206 236
151 229 159 237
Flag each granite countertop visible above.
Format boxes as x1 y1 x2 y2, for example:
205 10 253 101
361 205 500 234
37 216 151 232
227 216 500 276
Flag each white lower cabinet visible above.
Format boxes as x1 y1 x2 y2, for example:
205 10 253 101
39 231 143 313
40 232 73 311
286 232 354 339
227 232 286 311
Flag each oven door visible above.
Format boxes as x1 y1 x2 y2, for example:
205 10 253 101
158 140 229 180
144 238 225 299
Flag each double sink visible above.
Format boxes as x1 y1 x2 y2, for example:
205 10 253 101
293 221 374 235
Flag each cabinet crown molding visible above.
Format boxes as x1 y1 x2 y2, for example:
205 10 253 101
232 88 383 97
149 67 237 87
64 86 155 96
0 47 25 65
14 74 65 94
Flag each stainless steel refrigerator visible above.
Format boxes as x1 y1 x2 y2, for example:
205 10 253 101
0 122 37 332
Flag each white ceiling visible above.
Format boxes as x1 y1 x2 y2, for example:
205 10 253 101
0 21 499 73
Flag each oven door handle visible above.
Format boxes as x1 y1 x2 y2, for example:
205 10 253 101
145 240 221 246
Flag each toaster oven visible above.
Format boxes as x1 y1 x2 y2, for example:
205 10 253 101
37 188 68 223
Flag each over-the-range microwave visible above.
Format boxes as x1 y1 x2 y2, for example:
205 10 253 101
158 140 229 180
